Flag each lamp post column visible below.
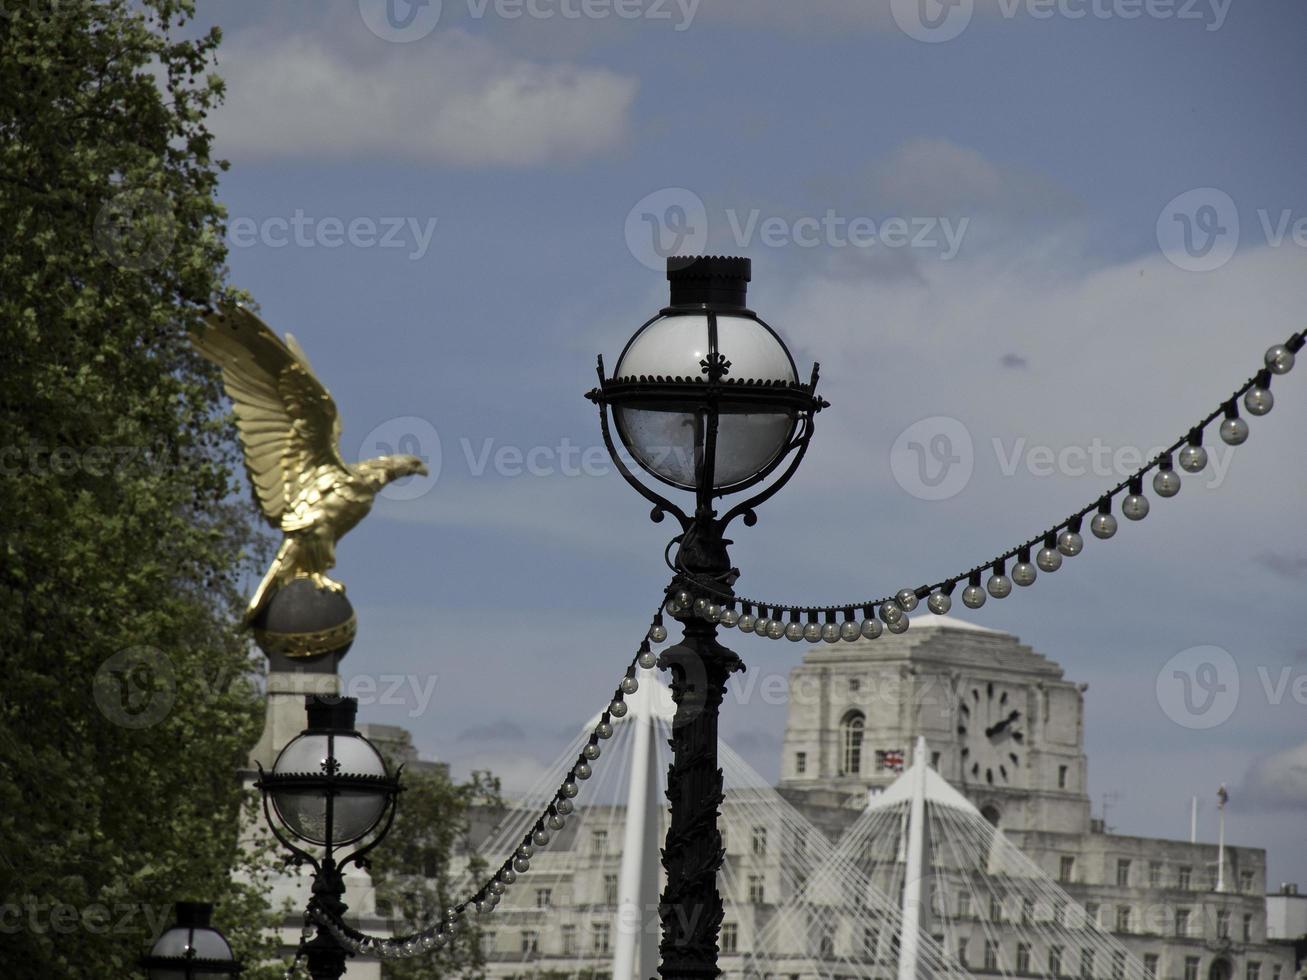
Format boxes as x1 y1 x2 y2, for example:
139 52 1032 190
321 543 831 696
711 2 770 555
304 860 348 980
658 568 742 980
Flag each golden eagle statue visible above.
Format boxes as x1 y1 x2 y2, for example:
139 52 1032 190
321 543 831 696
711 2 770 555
194 305 428 626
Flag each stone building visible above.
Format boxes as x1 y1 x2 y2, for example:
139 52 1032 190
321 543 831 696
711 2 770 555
464 616 1300 980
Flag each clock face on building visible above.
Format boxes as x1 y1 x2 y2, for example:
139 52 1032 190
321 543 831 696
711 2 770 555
957 681 1025 786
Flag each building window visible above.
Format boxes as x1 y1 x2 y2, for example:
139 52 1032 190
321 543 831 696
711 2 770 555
481 931 496 956
604 873 618 906
721 922 738 954
841 712 865 775
819 932 834 958
958 892 972 918
984 942 999 972
1272 966 1281 980
1081 948 1095 979
1144 955 1159 980
1060 856 1076 883
1149 862 1163 888
535 888 552 908
561 925 576 956
1055 900 1068 927
1243 913 1253 942
752 826 767 856
1117 859 1132 887
991 894 1004 921
1086 903 1100 927
1112 951 1126 980
1022 898 1034 924
1178 866 1193 890
1050 947 1063 977
849 677 861 693
1240 870 1255 893
1176 909 1191 937
1017 943 1031 974
592 829 608 854
1247 964 1261 980
1116 907 1132 933
592 922 610 955
795 751 807 775
521 930 539 955
1184 958 1200 980
956 938 967 968
748 875 765 904
1217 910 1231 939
1059 765 1069 788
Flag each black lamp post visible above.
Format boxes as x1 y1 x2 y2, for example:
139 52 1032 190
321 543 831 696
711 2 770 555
587 256 826 980
141 901 242 979
255 695 402 980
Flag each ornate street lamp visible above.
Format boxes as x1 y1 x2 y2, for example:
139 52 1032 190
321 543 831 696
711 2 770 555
255 695 402 980
141 901 242 979
587 256 826 980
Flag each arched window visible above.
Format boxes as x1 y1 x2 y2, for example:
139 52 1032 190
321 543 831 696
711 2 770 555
841 712 865 775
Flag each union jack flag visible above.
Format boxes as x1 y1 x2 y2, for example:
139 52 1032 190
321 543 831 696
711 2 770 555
1217 785 1229 809
877 749 905 773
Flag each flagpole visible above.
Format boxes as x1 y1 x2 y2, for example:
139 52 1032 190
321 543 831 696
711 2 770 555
1215 785 1227 893
1189 796 1197 844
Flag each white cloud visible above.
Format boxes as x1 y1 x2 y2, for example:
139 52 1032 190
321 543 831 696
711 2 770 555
213 26 636 165
1241 742 1307 809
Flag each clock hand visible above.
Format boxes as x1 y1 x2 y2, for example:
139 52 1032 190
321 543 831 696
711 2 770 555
985 710 1021 738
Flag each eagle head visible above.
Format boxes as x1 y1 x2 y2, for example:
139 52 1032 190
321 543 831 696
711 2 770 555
356 454 430 490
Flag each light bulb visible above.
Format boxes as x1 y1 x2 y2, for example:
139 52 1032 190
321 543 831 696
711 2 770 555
1265 344 1295 375
879 602 904 625
1122 494 1149 520
987 574 1012 599
860 619 882 640
887 618 909 634
1244 387 1273 416
785 622 804 642
638 650 657 670
766 620 785 640
649 624 668 643
840 621 861 641
1012 562 1037 587
822 622 841 643
620 675 639 694
720 609 739 628
1178 445 1207 473
737 614 755 633
1090 513 1117 539
582 743 600 760
1220 417 1249 445
1057 530 1083 557
803 622 822 642
895 589 919 612
928 591 952 614
962 585 986 609
1153 469 1180 498
609 700 628 718
1036 547 1062 572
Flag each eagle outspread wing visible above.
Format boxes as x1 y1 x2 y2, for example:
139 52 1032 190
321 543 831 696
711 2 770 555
194 304 349 529
194 304 356 622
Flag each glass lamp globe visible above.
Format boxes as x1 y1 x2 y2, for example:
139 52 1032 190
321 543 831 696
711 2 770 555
610 258 801 492
143 902 241 979
268 697 392 848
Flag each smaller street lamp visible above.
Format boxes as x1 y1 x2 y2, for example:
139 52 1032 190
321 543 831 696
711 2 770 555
141 901 242 979
255 695 402 980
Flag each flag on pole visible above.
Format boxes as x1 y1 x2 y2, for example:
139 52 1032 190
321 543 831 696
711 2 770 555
1217 784 1229 809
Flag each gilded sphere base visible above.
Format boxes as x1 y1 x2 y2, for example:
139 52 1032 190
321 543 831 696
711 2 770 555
251 578 357 671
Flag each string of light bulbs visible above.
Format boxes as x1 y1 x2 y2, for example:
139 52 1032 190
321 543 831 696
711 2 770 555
653 333 1304 645
297 590 673 964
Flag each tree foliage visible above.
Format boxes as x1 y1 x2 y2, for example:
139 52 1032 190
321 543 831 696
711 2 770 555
369 741 503 980
0 1 282 975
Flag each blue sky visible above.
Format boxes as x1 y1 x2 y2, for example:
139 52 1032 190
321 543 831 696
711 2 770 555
198 0 1307 883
